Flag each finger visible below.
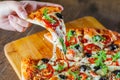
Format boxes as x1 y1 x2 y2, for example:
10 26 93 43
8 15 30 28
9 18 25 32
9 1 28 19
21 1 64 11
0 20 16 31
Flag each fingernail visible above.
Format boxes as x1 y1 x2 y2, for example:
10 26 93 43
20 11 28 19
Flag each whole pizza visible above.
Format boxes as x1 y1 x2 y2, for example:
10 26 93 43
21 6 120 80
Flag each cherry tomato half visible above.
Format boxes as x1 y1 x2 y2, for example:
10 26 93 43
84 44 100 53
41 64 54 78
43 16 59 30
102 35 111 44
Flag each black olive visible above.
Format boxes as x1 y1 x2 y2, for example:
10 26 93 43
71 30 76 35
59 74 67 79
56 13 63 19
109 44 118 51
94 66 101 71
80 65 90 71
112 70 120 75
74 44 80 49
85 53 92 57
41 58 49 63
99 76 108 80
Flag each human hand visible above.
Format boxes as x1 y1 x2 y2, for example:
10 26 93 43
0 1 63 32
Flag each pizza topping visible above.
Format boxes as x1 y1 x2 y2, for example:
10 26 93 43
55 13 63 19
54 59 69 72
41 58 49 63
94 66 101 72
102 35 111 44
94 50 108 75
59 38 66 54
109 44 119 51
67 30 75 41
58 74 67 79
112 51 120 61
81 38 88 43
37 64 47 70
99 76 108 80
84 44 100 53
92 35 105 42
68 70 81 80
85 53 92 57
116 72 120 78
112 70 120 75
40 64 54 78
80 65 90 71
43 8 56 24
70 44 80 50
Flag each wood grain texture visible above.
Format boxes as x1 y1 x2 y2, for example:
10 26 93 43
4 16 105 79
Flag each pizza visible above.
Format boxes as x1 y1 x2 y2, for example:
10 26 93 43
26 6 66 61
21 6 120 80
22 27 120 80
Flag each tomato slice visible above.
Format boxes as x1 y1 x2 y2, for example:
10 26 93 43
84 44 100 53
102 35 111 44
81 38 88 43
65 37 77 47
41 64 54 78
43 16 59 30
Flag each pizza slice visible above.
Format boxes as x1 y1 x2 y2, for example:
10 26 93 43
26 6 66 60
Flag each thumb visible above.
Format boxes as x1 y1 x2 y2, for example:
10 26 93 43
9 1 28 19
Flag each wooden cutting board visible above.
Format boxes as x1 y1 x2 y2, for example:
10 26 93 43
4 16 105 79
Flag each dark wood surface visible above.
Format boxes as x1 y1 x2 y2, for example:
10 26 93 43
0 0 120 80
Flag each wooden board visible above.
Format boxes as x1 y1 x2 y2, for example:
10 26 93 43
4 16 105 79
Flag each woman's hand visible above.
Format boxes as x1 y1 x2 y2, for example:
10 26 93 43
0 1 63 32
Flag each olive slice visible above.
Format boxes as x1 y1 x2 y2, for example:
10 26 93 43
41 58 49 63
56 13 63 19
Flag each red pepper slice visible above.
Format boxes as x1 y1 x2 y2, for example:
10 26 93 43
43 16 59 30
84 44 100 53
102 35 111 44
41 64 54 78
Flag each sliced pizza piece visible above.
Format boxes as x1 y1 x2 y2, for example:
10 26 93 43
26 6 66 60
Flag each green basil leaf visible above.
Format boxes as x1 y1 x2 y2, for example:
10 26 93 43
67 30 74 41
112 51 120 61
37 64 47 70
59 38 66 54
43 8 56 24
116 72 120 78
92 35 105 42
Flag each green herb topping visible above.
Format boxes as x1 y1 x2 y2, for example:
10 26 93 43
67 30 75 41
112 51 120 61
116 72 120 78
92 35 105 42
43 8 56 24
37 64 47 70
59 38 66 54
68 70 81 80
95 50 108 75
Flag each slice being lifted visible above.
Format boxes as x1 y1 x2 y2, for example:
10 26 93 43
26 6 66 60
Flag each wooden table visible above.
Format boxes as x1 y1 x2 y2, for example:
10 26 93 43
0 0 120 80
